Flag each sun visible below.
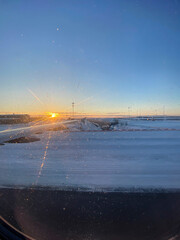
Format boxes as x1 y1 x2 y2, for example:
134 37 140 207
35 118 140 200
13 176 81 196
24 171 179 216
51 113 56 118
47 112 59 118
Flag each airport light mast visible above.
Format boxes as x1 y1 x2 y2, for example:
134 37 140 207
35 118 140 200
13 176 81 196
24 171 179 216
163 105 166 121
72 102 75 118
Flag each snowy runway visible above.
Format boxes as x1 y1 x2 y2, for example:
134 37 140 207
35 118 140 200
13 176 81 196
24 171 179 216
0 128 180 190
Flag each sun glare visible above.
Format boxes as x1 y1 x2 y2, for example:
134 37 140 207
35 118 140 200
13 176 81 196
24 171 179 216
51 113 56 118
47 112 59 118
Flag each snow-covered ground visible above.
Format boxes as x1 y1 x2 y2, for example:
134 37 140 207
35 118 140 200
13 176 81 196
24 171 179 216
124 119 180 131
0 119 180 191
0 118 180 132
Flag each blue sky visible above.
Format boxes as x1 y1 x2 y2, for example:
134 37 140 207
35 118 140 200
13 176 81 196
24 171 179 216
0 0 180 115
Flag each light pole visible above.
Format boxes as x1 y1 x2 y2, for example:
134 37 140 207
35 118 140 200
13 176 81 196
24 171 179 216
163 105 166 121
72 102 75 118
128 107 131 119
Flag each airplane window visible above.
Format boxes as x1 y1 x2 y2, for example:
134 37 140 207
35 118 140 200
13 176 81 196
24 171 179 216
0 0 180 239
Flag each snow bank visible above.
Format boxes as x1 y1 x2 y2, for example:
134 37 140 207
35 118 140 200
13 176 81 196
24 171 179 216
67 119 101 131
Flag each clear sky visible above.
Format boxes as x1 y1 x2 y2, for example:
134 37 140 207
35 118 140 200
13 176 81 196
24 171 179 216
0 0 180 116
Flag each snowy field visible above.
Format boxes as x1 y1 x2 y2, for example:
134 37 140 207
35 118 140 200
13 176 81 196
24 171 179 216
0 119 180 191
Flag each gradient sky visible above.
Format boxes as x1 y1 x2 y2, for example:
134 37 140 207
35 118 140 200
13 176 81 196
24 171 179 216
0 0 180 116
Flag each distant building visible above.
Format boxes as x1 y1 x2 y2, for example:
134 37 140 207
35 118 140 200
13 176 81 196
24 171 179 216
0 114 31 124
